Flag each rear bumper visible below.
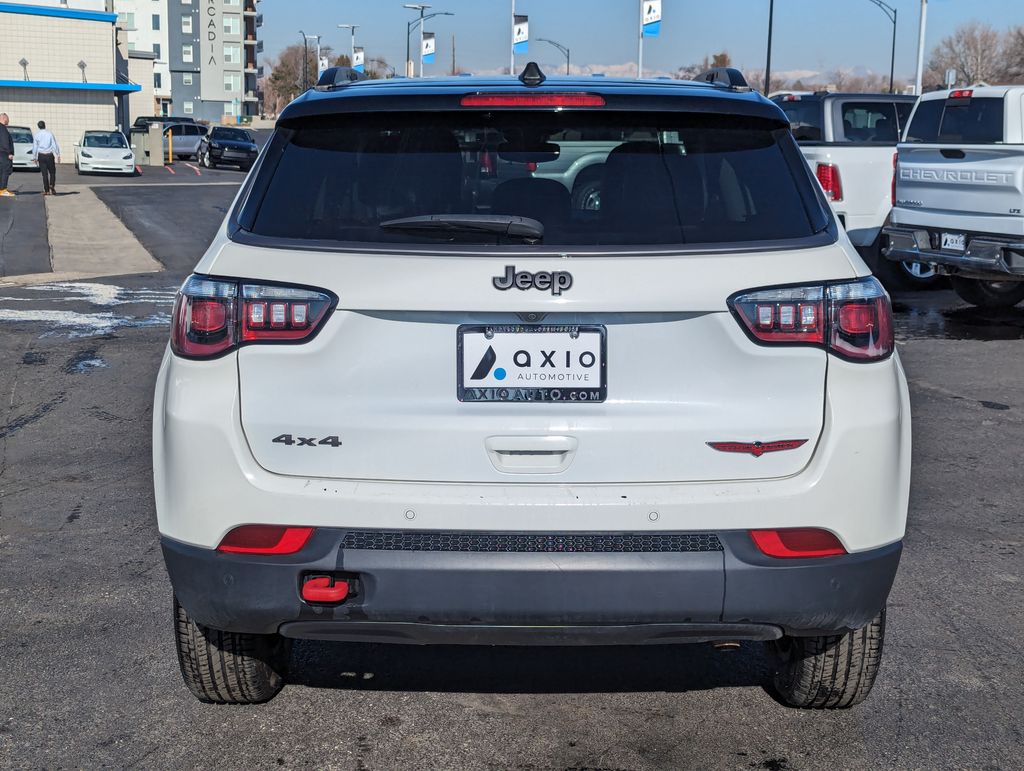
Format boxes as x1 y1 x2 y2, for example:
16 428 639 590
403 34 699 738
882 225 1024 279
163 530 901 643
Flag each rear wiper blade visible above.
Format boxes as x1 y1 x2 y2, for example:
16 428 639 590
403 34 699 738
380 214 544 242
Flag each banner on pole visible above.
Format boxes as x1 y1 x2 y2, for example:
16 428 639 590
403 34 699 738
353 47 365 73
422 32 436 64
513 14 529 54
642 0 662 37
318 56 330 77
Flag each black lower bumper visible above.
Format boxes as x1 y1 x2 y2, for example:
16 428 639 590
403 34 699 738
883 225 1024 278
163 530 901 644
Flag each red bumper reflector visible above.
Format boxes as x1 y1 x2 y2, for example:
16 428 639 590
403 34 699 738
217 525 315 555
461 93 606 107
750 528 847 558
301 576 350 603
707 439 808 457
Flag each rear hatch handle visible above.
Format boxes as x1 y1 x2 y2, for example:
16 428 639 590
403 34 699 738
485 436 578 474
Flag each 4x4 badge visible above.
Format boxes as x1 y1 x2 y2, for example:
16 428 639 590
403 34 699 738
493 266 572 295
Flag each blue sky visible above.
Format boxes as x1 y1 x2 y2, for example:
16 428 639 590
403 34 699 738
261 0 1024 80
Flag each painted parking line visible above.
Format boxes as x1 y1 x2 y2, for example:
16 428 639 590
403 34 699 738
184 163 202 176
165 165 176 175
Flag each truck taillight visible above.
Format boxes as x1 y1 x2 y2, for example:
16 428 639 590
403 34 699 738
815 162 843 202
891 152 897 206
729 277 894 362
171 274 335 359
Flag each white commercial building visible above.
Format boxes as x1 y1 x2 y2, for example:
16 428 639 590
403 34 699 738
0 1 142 153
110 0 171 115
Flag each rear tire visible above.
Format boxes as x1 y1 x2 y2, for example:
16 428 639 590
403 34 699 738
766 608 885 709
860 238 935 292
173 595 289 704
571 168 603 211
950 277 1024 308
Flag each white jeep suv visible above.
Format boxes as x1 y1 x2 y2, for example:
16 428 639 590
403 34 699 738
154 66 911 708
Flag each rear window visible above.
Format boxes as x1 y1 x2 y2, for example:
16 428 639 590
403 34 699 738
243 111 827 249
775 100 823 141
905 97 1005 144
838 102 900 143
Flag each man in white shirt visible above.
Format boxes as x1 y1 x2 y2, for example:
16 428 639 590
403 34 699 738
32 121 61 195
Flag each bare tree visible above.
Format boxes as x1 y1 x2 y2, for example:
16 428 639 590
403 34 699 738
926 21 1007 86
1004 25 1024 83
675 51 731 80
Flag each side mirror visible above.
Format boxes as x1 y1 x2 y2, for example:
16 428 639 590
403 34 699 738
73 142 79 147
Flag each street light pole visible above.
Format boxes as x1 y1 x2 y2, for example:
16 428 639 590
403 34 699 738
538 38 570 75
403 6 453 77
637 0 644 79
510 0 515 75
865 0 898 94
914 0 928 95
764 0 774 95
299 30 307 90
338 24 359 67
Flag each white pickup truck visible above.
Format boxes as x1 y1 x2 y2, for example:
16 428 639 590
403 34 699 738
883 86 1024 307
774 92 926 289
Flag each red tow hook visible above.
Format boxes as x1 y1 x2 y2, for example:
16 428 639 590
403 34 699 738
301 575 350 604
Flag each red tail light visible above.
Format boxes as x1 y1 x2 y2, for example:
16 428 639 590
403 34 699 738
171 275 335 359
479 150 495 178
815 162 843 202
891 152 897 206
949 89 973 99
729 277 894 362
750 528 846 558
461 93 606 108
217 525 315 555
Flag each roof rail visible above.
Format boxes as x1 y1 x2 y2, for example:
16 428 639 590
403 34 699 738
694 67 752 91
315 66 368 91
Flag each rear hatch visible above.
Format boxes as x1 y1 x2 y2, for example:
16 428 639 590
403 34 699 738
222 92 851 484
896 91 1024 236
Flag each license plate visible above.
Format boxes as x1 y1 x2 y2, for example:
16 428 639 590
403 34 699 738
458 325 607 403
941 232 966 251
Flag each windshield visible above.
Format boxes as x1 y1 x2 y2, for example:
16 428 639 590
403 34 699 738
244 111 826 248
9 128 32 143
83 133 128 148
213 128 252 142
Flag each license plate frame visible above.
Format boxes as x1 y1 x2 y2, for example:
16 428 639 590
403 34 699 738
941 232 966 251
457 324 607 403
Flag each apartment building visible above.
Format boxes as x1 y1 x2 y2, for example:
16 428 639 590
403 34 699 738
0 1 141 152
167 0 261 122
109 0 172 115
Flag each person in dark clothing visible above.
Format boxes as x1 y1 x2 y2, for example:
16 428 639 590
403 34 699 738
32 120 61 195
0 113 14 198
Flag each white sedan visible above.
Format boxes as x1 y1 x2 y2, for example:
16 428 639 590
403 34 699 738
9 126 35 169
74 130 136 175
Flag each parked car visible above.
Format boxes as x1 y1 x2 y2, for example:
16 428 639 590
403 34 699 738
772 91 929 290
74 130 136 175
8 126 35 169
884 86 1024 308
197 126 259 170
133 115 197 130
156 65 910 709
162 122 208 161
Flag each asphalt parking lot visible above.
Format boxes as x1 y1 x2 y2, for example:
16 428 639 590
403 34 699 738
0 170 1022 769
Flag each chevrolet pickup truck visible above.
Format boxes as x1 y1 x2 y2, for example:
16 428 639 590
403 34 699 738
883 86 1024 308
774 92 927 290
